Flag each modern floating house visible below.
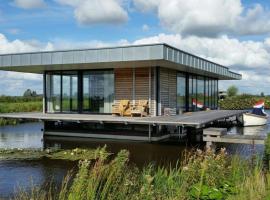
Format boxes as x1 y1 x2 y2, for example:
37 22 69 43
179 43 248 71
0 43 242 141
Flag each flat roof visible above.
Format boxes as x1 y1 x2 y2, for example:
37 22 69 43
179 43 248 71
0 43 241 80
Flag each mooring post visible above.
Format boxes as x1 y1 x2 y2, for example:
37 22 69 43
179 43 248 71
148 124 151 142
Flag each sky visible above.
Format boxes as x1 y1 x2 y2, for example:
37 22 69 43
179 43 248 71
0 0 270 96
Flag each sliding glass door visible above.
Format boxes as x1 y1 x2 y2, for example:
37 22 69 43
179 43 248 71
62 72 78 112
177 73 186 112
46 71 78 113
83 70 114 113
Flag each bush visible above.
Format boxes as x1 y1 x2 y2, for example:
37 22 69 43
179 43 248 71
219 95 270 110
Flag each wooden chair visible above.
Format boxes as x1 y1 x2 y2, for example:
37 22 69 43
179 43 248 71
131 100 149 117
112 100 131 116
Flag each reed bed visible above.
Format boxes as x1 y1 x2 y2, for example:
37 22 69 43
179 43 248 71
13 146 270 200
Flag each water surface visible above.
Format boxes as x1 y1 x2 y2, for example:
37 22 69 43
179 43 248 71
0 111 269 199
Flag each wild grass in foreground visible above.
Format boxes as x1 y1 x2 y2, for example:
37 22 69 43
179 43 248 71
14 146 270 200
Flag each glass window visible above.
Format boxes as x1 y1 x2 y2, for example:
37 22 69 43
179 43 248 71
62 72 78 112
188 75 197 111
177 73 186 112
205 78 209 108
83 70 114 113
46 73 61 113
197 76 204 110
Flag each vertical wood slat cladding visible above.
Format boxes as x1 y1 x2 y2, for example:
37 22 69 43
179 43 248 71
135 68 149 101
159 67 177 114
114 67 156 116
151 67 156 116
114 68 133 102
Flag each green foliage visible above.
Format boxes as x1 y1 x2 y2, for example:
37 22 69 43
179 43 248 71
0 95 42 103
227 85 238 97
0 96 43 125
14 147 270 200
219 94 270 110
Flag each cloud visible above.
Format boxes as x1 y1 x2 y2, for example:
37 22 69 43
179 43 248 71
132 33 270 94
56 0 128 25
0 33 52 95
14 0 46 9
142 24 149 31
133 0 270 37
0 32 270 95
0 33 53 54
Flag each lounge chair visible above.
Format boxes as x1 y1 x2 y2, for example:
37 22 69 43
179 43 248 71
112 100 131 116
131 100 149 117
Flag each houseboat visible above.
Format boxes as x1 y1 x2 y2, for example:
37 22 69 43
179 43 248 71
0 43 242 140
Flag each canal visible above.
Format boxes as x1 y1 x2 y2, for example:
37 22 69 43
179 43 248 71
0 112 270 199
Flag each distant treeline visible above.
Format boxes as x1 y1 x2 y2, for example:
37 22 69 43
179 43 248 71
0 95 43 103
219 94 270 110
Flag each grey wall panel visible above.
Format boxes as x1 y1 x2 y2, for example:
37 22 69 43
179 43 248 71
62 51 74 64
0 44 241 80
85 50 98 63
108 48 122 62
167 48 173 61
21 54 30 66
11 55 20 66
74 50 85 63
174 51 178 63
2 55 11 66
31 53 41 65
149 45 163 59
52 52 63 64
122 47 134 61
132 46 149 60
98 49 109 62
42 53 51 65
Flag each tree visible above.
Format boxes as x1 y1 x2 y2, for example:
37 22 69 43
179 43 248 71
23 89 38 97
260 92 265 97
227 85 238 97
23 89 32 97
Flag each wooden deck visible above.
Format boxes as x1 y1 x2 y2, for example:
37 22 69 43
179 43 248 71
0 110 246 128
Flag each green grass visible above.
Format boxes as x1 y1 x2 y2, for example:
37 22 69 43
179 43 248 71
12 144 270 200
0 96 43 126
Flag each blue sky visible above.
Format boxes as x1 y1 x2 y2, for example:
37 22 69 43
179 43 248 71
0 0 270 96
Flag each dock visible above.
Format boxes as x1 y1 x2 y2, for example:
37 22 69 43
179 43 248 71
203 127 265 148
0 110 245 128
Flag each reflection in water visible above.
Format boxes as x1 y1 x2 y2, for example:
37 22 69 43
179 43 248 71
0 122 43 149
0 112 269 198
44 136 187 167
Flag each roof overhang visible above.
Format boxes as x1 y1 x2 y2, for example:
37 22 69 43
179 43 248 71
0 43 241 80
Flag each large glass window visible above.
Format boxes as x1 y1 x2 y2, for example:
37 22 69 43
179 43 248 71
83 70 114 113
197 76 204 109
62 72 78 112
188 75 197 111
205 78 209 108
177 73 186 112
46 71 78 113
46 73 61 113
